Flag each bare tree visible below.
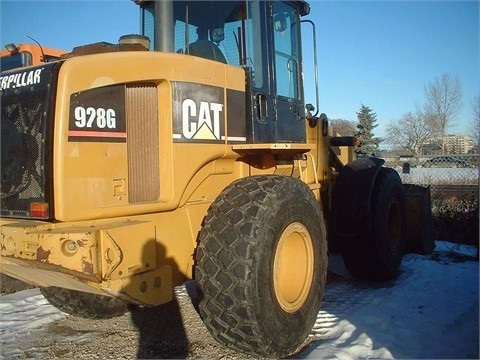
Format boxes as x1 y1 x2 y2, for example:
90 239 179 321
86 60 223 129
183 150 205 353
330 118 357 136
385 110 438 155
471 95 480 147
424 73 463 154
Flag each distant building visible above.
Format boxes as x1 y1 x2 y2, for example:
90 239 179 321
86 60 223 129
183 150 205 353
444 134 475 154
423 134 475 154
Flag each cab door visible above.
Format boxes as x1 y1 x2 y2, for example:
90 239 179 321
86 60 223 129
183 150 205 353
246 1 305 143
245 0 276 142
270 1 305 142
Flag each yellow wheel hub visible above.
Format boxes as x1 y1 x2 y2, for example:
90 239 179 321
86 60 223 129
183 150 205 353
273 222 314 313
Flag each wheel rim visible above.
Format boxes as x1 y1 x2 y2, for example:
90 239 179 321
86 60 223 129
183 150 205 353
387 198 401 251
273 222 314 313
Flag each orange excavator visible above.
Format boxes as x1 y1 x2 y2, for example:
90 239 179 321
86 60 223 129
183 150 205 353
0 43 65 71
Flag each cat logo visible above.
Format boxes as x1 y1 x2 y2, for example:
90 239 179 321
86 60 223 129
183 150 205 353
172 82 246 144
172 82 226 143
182 99 223 140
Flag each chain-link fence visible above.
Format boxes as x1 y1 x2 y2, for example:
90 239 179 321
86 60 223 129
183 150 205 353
383 154 479 247
384 154 478 190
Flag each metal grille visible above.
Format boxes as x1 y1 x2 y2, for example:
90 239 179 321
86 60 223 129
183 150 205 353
1 88 49 217
126 84 160 204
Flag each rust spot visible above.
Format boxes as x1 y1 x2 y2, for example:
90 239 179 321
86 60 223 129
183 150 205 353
82 259 94 275
36 246 51 262
77 239 88 247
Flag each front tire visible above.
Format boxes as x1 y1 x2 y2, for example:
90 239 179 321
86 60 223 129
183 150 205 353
342 168 406 281
40 287 129 319
195 175 327 357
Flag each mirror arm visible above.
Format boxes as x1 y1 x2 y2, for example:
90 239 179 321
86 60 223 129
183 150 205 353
302 19 319 120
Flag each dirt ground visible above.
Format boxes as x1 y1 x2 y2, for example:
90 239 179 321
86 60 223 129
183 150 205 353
0 274 337 359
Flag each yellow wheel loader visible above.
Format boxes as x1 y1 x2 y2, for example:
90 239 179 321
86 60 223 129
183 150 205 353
0 1 433 357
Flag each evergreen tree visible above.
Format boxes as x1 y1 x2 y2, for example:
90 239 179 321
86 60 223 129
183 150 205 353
354 104 382 156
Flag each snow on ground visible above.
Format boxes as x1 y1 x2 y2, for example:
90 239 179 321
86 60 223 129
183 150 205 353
397 167 478 185
300 241 479 359
0 241 478 359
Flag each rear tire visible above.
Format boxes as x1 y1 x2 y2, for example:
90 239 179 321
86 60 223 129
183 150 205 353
195 175 327 357
40 287 128 319
342 168 406 281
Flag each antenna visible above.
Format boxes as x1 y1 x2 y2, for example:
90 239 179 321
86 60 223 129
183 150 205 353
26 35 46 63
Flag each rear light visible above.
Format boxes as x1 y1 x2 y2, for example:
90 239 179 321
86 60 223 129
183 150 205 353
30 202 49 218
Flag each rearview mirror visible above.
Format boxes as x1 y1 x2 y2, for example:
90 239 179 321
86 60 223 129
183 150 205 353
274 14 287 32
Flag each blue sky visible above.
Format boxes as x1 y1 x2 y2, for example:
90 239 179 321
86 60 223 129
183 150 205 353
1 0 478 139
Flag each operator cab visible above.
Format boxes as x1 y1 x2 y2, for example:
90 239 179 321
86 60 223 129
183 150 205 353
138 0 311 143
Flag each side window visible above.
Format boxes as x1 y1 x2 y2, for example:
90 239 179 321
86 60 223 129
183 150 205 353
174 20 197 55
141 6 155 51
272 2 301 99
141 1 259 68
172 3 244 65
245 0 266 90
